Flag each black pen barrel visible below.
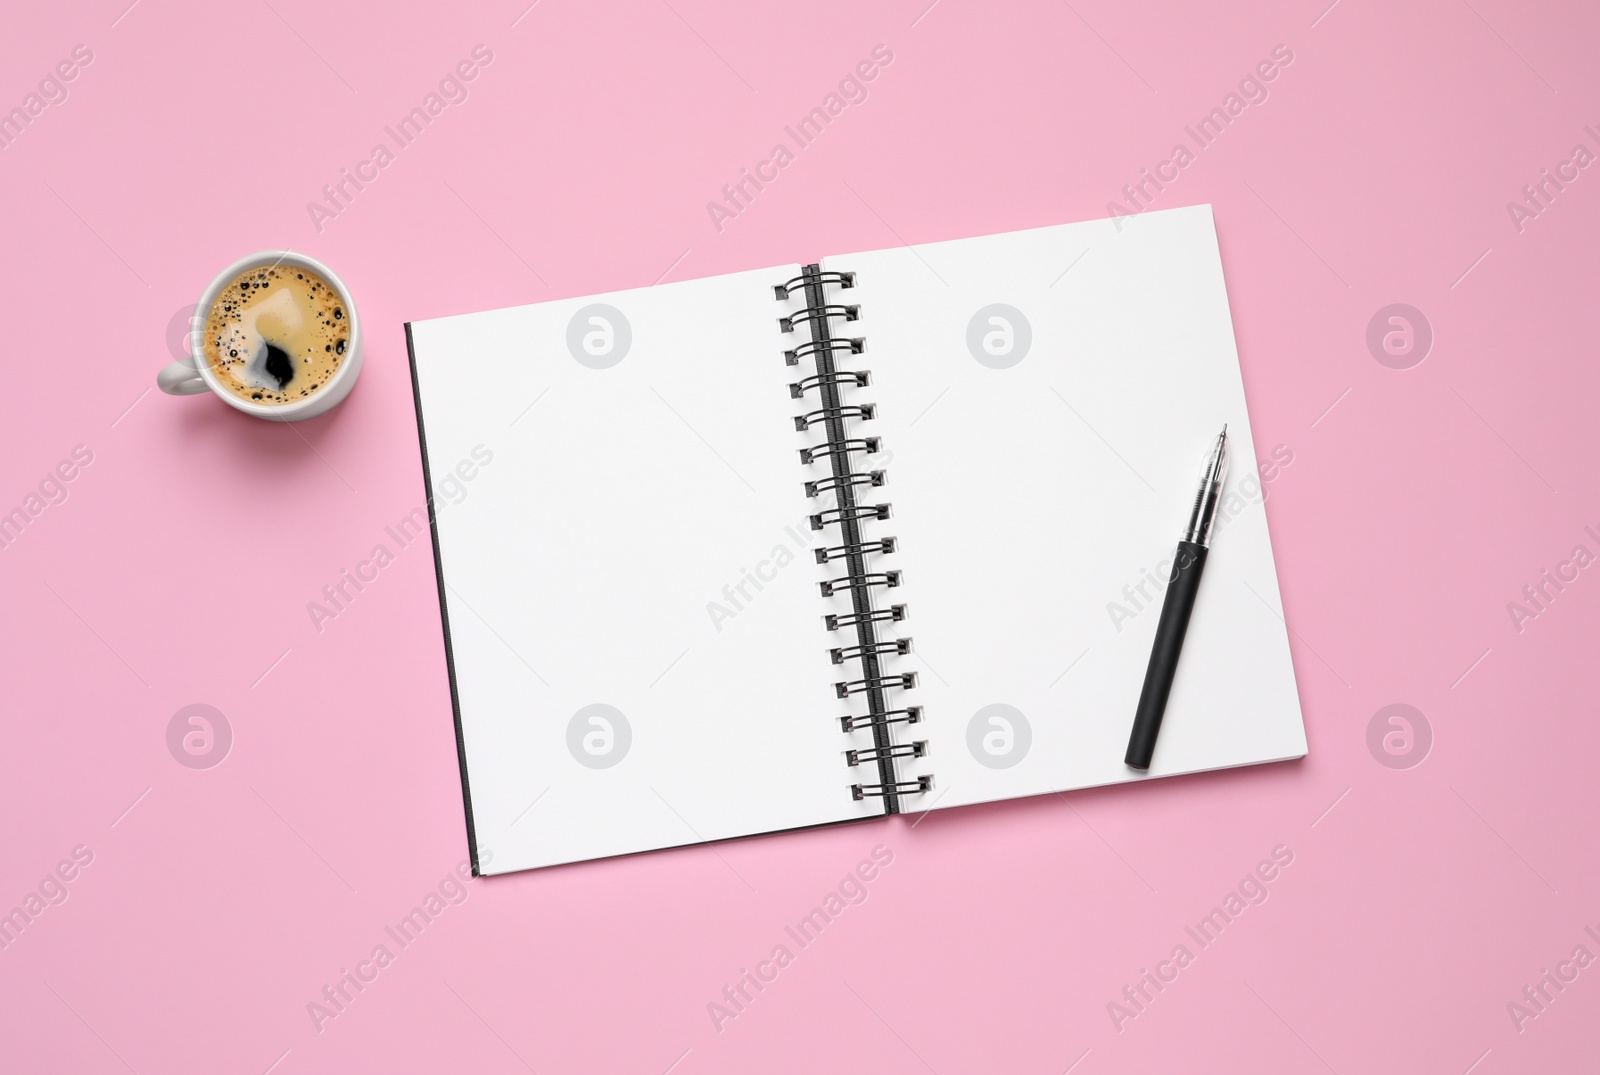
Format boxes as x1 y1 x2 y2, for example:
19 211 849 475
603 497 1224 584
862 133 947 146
1125 541 1208 770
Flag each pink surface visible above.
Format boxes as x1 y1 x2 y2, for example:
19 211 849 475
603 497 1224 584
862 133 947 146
2 0 1596 1071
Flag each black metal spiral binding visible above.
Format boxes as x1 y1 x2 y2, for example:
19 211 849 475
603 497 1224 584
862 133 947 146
846 741 927 766
799 436 878 465
774 270 855 298
825 604 905 631
790 371 870 398
830 638 911 664
835 672 917 698
779 263 930 811
779 305 860 333
810 503 891 530
819 570 900 598
852 777 933 802
795 404 875 430
784 338 865 368
840 706 922 732
815 537 895 564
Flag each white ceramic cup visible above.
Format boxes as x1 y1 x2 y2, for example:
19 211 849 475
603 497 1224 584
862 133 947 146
157 251 362 421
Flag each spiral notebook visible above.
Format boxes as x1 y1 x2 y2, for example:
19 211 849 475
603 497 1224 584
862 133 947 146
406 203 1307 875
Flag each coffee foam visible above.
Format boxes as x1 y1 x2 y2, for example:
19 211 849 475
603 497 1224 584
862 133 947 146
218 289 304 389
204 265 350 405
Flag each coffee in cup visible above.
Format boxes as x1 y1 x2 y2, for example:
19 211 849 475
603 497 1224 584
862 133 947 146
203 264 351 405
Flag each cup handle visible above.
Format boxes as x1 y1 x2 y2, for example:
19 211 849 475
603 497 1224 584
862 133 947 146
157 355 210 396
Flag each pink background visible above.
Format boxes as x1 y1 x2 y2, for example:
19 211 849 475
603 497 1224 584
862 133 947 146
3 0 1597 1071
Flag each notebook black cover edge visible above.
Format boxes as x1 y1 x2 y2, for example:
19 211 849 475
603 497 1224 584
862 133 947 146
405 320 481 877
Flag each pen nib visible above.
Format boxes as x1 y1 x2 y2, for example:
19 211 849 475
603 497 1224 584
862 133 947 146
1201 426 1229 487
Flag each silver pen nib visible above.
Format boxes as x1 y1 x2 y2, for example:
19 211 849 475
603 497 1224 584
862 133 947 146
1183 425 1230 547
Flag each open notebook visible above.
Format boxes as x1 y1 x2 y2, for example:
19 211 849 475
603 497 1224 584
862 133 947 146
406 203 1307 875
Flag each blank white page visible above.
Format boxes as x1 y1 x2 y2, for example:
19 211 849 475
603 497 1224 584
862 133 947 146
824 204 1306 812
409 265 880 874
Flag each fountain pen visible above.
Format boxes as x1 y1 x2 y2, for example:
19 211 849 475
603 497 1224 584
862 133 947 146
1124 426 1229 770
